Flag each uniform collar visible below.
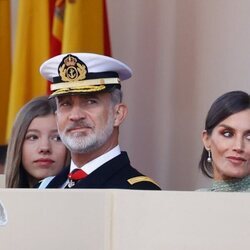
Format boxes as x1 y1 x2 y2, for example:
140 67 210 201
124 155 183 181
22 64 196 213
70 145 121 175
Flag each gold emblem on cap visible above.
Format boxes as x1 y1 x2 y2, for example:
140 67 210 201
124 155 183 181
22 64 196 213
59 54 87 82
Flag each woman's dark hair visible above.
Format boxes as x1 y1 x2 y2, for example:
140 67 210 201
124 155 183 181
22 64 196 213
199 90 250 178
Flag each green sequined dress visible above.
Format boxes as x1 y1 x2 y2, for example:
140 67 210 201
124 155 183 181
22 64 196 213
202 176 250 192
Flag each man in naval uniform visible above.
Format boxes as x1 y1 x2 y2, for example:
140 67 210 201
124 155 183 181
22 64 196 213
38 53 160 190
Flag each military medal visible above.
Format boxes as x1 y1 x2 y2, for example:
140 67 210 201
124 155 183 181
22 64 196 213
67 169 88 188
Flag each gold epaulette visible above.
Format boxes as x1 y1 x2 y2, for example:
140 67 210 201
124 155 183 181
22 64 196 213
127 176 160 187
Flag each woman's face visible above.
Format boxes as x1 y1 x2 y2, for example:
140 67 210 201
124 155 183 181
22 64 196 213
202 109 250 180
22 114 68 186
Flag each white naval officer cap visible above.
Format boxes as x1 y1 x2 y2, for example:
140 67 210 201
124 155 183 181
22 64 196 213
39 53 132 98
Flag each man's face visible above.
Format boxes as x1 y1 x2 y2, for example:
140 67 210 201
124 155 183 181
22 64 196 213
55 93 116 154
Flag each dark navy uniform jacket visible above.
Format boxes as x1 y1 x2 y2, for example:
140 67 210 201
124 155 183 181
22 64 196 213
42 152 161 190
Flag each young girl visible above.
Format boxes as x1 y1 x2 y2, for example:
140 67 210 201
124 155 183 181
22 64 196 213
5 96 70 188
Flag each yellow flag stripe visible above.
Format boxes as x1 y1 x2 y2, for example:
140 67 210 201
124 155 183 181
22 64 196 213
0 0 11 144
62 0 105 54
6 0 50 140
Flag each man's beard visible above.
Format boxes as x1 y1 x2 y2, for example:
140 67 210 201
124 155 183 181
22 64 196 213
58 110 115 154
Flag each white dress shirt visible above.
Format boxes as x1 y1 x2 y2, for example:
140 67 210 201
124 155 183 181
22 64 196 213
39 145 121 189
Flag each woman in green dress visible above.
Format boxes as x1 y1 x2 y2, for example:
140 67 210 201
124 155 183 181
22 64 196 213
199 90 250 192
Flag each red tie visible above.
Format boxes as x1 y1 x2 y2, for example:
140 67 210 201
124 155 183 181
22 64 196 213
68 169 88 188
68 168 88 181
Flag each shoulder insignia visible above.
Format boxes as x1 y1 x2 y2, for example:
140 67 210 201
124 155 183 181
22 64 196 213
127 176 160 187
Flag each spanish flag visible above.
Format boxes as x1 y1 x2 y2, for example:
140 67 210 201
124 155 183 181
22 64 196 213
50 0 64 57
6 1 50 140
0 0 11 144
6 0 111 140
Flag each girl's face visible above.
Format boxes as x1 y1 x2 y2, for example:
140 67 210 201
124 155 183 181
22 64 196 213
22 114 68 187
202 109 250 180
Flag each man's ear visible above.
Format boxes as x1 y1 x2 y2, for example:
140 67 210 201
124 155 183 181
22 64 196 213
113 104 128 127
202 130 211 150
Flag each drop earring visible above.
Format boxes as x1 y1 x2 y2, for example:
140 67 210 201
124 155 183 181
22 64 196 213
207 150 212 163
